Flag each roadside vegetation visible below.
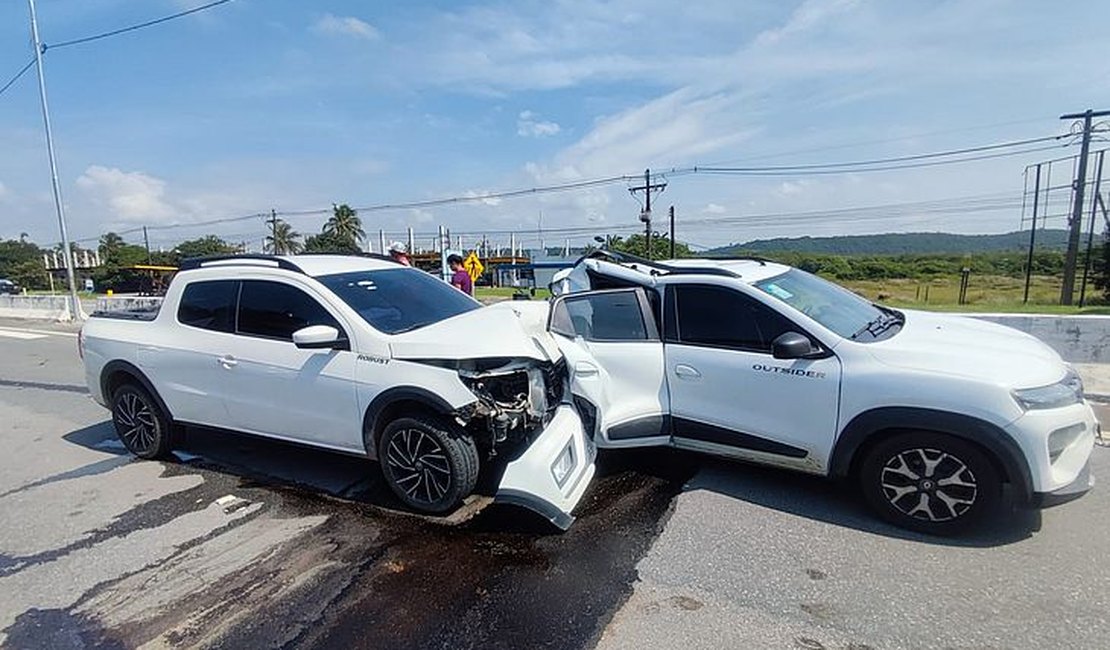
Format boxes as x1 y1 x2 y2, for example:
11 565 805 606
5 223 1110 315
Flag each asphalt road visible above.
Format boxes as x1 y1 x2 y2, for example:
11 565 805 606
598 426 1110 650
0 320 695 649
1 318 1107 649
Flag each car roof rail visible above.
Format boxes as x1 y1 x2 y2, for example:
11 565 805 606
703 255 771 266
583 248 740 278
178 254 305 274
298 251 402 265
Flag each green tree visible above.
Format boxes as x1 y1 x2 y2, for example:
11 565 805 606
607 232 692 260
91 232 150 291
174 235 239 260
266 219 303 255
303 231 361 255
323 203 364 246
0 238 46 289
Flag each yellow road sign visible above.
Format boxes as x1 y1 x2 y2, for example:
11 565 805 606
463 252 484 282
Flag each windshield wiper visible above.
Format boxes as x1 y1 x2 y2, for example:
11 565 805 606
851 312 901 340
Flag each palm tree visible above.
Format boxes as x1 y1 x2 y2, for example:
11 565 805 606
266 219 303 255
323 203 365 246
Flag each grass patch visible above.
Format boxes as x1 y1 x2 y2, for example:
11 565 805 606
841 275 1110 315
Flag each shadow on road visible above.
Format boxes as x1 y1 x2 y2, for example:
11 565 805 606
62 419 411 510
687 457 1041 547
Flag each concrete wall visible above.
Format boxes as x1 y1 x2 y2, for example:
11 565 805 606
0 295 73 321
970 315 1110 364
95 296 164 313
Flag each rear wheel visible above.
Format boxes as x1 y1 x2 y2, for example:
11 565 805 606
859 431 1000 535
377 415 479 514
111 383 174 460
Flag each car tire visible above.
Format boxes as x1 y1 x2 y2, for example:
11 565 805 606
111 383 174 460
377 414 479 514
859 431 1001 535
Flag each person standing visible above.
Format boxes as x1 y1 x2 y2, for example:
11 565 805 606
387 241 411 266
448 253 473 295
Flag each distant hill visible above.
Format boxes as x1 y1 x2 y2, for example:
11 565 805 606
705 229 1070 256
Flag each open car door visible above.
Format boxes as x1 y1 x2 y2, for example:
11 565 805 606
546 288 670 447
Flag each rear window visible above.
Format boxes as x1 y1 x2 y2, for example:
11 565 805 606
177 280 238 333
237 280 342 341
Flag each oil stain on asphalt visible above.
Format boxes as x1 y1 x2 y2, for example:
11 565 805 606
3 425 699 650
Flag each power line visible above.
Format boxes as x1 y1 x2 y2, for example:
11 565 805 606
0 57 35 98
692 135 1067 174
46 0 235 51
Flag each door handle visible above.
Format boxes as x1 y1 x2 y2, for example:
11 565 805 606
217 355 238 369
574 361 600 378
674 364 701 379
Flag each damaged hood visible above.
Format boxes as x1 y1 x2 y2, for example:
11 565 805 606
389 300 562 362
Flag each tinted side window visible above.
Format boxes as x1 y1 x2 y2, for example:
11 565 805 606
551 291 649 341
237 280 341 341
672 286 794 352
177 280 239 332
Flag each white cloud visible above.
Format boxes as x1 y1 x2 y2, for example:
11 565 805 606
76 166 175 223
703 203 726 214
312 13 379 40
0 181 8 200
463 190 503 206
517 111 561 137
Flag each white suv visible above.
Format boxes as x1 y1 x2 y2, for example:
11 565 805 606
549 251 1096 534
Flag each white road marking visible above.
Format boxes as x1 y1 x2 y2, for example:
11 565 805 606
0 326 78 339
0 330 46 340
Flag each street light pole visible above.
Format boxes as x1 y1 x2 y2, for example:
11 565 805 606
27 0 82 320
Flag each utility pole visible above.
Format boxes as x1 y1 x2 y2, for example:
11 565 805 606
1023 164 1042 304
629 168 666 259
267 209 278 254
668 205 676 259
1079 150 1106 307
27 0 81 320
143 226 151 263
1059 109 1110 304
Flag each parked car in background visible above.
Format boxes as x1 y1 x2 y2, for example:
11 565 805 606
548 251 1096 535
80 254 595 528
0 278 20 295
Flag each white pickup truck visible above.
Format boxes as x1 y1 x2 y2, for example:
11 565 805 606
80 254 595 528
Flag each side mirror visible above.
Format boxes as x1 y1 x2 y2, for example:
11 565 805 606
292 325 348 350
772 332 815 359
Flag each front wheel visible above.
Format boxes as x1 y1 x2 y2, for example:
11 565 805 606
377 415 479 514
859 431 1001 535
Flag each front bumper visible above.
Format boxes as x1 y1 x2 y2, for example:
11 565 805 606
1032 457 1095 507
495 404 596 530
1004 400 1098 504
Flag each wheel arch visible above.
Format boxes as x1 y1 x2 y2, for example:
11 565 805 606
361 387 464 457
830 407 1034 502
100 360 174 422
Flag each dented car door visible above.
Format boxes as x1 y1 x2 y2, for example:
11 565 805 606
547 288 670 447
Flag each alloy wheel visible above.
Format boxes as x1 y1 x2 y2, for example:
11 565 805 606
879 447 978 522
114 391 158 455
385 428 453 505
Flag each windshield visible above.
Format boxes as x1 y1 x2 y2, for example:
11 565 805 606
754 269 894 340
318 268 480 334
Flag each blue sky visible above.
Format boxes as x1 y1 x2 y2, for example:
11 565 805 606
1 0 1109 252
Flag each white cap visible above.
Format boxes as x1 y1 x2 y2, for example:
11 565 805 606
388 241 407 254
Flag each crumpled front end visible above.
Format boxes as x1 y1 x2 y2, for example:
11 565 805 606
455 357 595 529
